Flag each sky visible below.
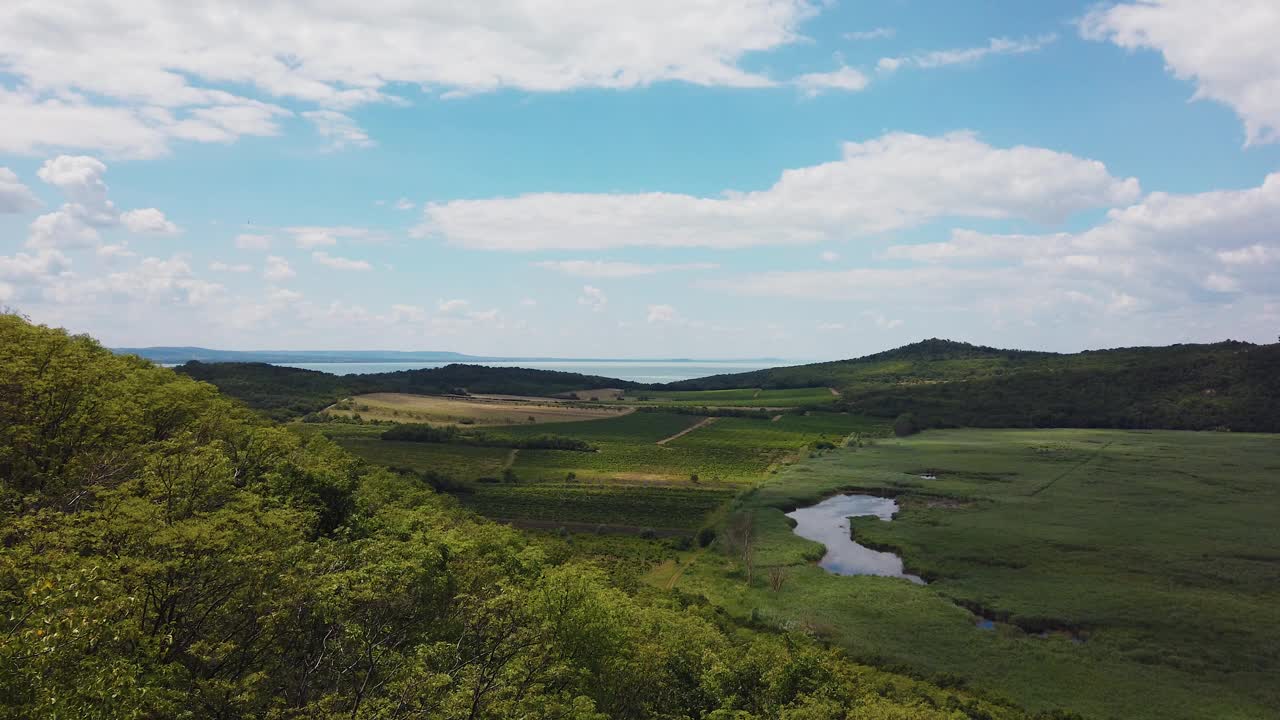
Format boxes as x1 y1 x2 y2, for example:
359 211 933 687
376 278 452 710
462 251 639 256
1 0 1278 360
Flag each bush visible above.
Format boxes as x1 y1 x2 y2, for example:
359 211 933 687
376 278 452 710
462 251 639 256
639 528 658 540
697 527 716 547
893 412 921 437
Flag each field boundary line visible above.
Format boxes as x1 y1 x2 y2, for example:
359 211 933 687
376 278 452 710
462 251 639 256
501 448 519 471
656 416 717 446
1029 441 1112 497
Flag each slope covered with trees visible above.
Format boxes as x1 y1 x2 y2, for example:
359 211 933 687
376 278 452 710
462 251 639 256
177 361 641 421
1 315 1032 720
662 339 1280 432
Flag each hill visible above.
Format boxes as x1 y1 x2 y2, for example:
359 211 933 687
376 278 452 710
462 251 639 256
176 360 641 420
660 339 1280 432
0 313 1035 719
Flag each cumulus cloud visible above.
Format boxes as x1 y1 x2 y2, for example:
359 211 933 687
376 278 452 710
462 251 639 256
263 256 295 281
46 256 223 307
878 35 1056 73
304 110 374 151
646 304 679 324
845 27 895 41
312 251 373 271
25 155 179 248
418 132 1139 251
437 299 470 314
120 208 180 234
578 285 607 311
793 66 870 96
0 0 818 156
0 168 41 213
0 249 70 283
1081 0 1280 144
210 261 252 272
235 233 273 250
287 226 373 249
394 198 415 211
534 260 719 278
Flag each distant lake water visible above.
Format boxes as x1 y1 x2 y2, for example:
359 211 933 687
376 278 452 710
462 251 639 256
274 360 786 383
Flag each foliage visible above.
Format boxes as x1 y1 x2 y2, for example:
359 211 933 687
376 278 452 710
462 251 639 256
382 423 595 451
658 338 1280 432
1 315 1032 720
893 413 920 437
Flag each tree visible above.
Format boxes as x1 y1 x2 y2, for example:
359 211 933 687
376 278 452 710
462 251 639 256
893 412 921 437
725 512 756 585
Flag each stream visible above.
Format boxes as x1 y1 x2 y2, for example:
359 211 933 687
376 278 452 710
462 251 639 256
786 494 925 584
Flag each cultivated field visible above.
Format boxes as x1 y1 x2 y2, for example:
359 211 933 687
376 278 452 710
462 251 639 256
670 428 1280 720
621 387 838 408
322 392 628 426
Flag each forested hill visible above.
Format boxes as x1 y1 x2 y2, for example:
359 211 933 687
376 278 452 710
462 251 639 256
661 339 1280 432
0 314 1035 719
177 360 641 420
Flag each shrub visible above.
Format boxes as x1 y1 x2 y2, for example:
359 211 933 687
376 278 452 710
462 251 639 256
697 527 716 547
893 412 921 437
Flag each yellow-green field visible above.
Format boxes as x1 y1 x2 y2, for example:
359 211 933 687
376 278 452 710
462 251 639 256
323 392 629 426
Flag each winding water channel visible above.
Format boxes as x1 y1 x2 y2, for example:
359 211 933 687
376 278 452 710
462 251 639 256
786 494 925 584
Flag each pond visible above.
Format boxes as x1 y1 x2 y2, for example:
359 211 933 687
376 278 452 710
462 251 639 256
786 494 926 584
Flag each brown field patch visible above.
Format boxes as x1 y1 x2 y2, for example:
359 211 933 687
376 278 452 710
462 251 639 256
325 392 631 426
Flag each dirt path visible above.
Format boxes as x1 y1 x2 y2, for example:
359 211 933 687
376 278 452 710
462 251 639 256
656 416 717 446
827 387 841 397
501 448 519 471
770 414 783 422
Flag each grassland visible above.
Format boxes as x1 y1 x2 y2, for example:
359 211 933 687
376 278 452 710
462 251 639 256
622 386 837 408
669 428 1280 720
323 392 628 426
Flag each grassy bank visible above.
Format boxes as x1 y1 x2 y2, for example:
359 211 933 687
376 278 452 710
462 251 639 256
670 428 1280 720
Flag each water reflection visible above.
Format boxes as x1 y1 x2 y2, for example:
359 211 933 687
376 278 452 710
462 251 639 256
786 494 925 584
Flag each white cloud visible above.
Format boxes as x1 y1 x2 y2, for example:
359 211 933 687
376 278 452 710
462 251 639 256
97 243 136 259
1203 273 1239 293
816 321 845 331
646 304 679 324
793 66 870 96
0 249 70 282
534 260 719 277
845 27 895 41
1081 0 1280 144
437 298 470 314
578 285 607 311
418 131 1139 251
520 298 538 307
394 198 415 211
312 251 373 271
0 1 819 156
862 311 903 329
879 35 1056 73
210 261 252 272
820 250 839 262
47 256 223 307
0 168 41 213
303 110 374 151
26 155 179 248
120 208 180 234
235 233 273 250
263 256 295 281
287 226 373 249
1218 244 1280 265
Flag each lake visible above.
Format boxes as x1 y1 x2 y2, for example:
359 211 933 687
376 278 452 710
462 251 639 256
786 494 925 584
275 360 784 383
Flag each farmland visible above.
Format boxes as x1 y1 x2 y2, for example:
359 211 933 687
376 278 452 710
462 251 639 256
621 386 837 408
322 391 628 425
314 407 889 531
668 428 1280 720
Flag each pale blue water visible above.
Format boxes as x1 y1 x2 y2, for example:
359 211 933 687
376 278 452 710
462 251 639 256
786 494 926 584
275 360 781 383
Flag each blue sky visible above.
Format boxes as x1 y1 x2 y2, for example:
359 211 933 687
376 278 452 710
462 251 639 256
1 0 1278 359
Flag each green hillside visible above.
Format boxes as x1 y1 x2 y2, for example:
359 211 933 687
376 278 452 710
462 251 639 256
662 339 1280 432
1 314 1031 720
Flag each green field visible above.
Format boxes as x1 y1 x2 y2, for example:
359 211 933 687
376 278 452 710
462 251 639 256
329 437 513 479
623 387 837 407
671 429 1280 720
462 481 736 531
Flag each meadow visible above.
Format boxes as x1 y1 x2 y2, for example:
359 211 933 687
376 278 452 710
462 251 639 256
667 428 1280 720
